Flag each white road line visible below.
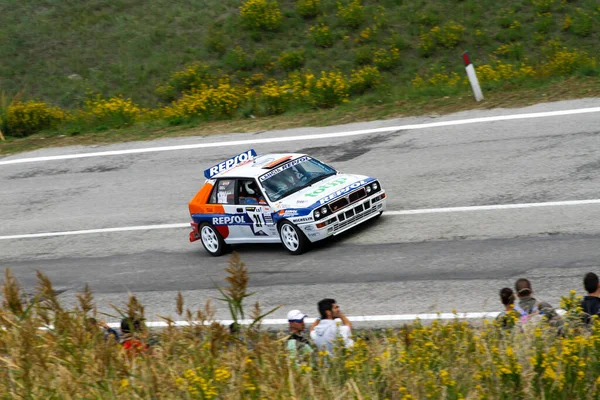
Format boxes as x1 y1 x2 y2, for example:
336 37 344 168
1 106 599 166
105 312 502 329
0 223 189 240
385 199 600 215
2 198 600 240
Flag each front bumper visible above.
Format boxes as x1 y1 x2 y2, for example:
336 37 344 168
298 191 386 242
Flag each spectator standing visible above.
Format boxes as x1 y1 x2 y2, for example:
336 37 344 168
496 288 527 329
120 317 149 356
286 309 313 358
515 278 559 323
310 299 353 354
581 272 600 325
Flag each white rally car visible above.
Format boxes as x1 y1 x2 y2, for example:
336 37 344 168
188 149 386 255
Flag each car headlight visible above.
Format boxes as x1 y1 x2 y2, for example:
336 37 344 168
321 206 328 214
366 186 372 193
315 210 321 219
373 182 379 190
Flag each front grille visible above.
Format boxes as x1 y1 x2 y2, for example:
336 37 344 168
348 188 366 203
329 197 349 212
335 201 379 231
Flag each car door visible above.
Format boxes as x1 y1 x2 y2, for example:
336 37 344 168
207 178 247 241
237 178 278 240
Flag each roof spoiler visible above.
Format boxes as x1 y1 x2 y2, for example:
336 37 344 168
203 149 257 179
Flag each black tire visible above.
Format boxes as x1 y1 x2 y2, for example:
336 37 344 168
278 220 309 255
199 223 227 257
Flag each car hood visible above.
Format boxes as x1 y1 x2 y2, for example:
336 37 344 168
274 173 375 210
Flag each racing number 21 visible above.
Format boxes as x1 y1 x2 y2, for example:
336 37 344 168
252 213 265 227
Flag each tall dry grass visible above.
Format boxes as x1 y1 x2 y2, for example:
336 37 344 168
0 256 599 399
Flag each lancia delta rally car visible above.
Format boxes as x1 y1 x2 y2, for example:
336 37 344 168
188 149 386 256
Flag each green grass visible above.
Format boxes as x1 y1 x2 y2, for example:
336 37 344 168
2 75 600 156
0 0 599 153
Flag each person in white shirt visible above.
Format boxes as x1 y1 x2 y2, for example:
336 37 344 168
310 298 353 354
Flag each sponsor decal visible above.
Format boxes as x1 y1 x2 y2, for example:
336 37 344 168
318 180 367 205
307 232 320 238
304 177 348 198
292 216 314 223
212 215 247 225
304 225 314 231
245 207 256 212
279 209 299 217
259 156 310 182
204 149 257 179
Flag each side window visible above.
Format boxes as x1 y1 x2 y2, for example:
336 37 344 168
238 179 267 205
209 179 236 204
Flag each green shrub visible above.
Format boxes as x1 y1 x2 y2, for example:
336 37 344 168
570 8 593 37
162 83 249 121
311 70 349 108
258 79 292 114
204 26 228 56
240 0 282 31
309 22 335 47
5 100 68 137
223 46 253 71
373 46 400 70
532 0 554 14
349 66 382 94
336 0 365 29
296 0 320 18
354 46 373 65
253 49 273 68
156 63 215 102
80 95 144 129
535 12 553 34
278 50 305 71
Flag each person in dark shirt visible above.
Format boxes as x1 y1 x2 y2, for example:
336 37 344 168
581 272 600 325
286 309 313 358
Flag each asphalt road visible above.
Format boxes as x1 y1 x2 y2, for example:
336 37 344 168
1 98 600 325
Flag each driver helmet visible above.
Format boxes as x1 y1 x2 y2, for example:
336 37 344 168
244 180 256 195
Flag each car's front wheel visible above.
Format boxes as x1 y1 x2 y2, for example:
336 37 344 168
200 223 227 256
279 221 308 255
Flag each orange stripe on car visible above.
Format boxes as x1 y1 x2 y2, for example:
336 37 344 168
189 182 225 215
265 156 292 168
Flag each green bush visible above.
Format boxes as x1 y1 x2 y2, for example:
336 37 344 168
5 100 68 137
570 8 593 37
240 0 282 31
349 66 382 94
309 22 335 47
278 50 305 71
223 46 253 71
336 0 365 29
373 46 400 70
296 0 320 18
354 46 373 65
155 63 215 102
311 70 349 108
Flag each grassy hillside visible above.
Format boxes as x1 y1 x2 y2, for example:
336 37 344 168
0 0 598 149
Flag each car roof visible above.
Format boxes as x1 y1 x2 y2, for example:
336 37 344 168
216 153 308 179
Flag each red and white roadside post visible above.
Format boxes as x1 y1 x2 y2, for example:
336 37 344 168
462 51 484 102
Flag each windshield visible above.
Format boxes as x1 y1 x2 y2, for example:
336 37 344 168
259 157 337 202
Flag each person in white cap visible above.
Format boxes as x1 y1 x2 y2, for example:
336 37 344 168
286 309 313 358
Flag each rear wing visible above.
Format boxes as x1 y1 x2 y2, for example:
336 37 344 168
203 149 257 179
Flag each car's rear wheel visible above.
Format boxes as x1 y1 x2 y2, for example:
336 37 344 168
200 223 227 256
279 221 308 255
